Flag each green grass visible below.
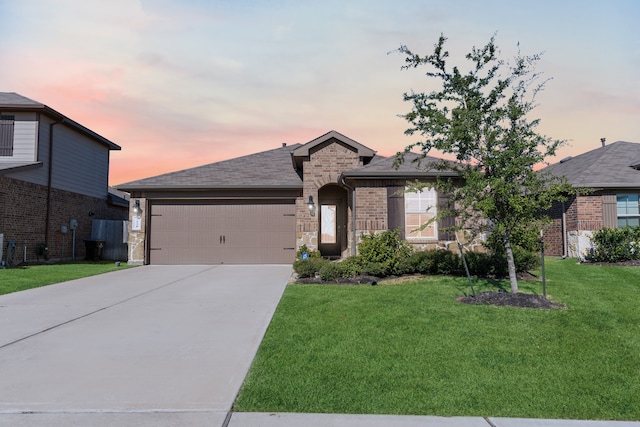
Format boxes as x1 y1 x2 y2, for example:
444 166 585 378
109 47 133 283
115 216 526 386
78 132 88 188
0 261 136 295
234 258 640 420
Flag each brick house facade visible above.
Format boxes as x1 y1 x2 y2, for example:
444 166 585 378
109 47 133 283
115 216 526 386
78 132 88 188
542 141 640 259
119 130 476 265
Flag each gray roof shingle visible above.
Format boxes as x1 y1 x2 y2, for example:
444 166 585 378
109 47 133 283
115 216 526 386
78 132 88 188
344 152 458 178
117 144 304 190
541 141 640 188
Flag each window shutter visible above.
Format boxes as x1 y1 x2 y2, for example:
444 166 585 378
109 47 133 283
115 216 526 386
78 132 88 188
387 186 405 239
437 191 456 241
0 116 15 156
602 193 617 228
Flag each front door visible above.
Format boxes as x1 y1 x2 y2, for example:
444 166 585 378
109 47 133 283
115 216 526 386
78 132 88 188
318 185 347 258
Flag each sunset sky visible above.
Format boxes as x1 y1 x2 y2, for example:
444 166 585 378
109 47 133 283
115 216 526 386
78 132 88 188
2 0 639 185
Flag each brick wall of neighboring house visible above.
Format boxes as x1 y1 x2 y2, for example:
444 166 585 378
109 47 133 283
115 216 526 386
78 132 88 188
0 176 127 263
545 200 567 256
545 194 606 257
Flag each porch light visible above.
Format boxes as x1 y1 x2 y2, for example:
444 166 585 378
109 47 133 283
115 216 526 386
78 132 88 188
307 196 316 216
132 200 142 215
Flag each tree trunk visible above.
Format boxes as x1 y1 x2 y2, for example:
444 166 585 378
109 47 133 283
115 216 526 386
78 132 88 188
504 236 519 294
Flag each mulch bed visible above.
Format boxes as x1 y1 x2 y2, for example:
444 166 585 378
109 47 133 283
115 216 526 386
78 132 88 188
458 291 565 309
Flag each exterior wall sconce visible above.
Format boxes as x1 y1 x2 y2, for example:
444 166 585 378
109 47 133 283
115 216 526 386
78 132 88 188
307 195 316 216
132 200 142 215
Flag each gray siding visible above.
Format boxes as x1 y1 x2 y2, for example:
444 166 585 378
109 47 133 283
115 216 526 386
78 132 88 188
51 124 109 199
7 115 109 199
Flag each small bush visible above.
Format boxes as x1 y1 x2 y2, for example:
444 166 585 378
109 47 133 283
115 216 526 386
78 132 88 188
293 257 329 278
337 256 364 277
396 250 461 276
358 229 413 276
318 262 342 281
592 226 640 262
296 244 321 260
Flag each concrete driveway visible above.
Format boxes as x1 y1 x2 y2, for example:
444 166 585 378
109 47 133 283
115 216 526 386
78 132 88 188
0 264 292 427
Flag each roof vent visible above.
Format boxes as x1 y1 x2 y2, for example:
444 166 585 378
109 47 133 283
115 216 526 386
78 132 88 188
559 156 573 164
601 137 606 147
282 143 287 147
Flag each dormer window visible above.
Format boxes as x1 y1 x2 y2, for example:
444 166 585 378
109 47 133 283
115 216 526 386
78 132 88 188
0 115 15 156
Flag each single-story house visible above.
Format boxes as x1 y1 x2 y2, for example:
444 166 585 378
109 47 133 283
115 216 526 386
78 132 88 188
0 92 127 263
118 130 476 265
541 140 640 259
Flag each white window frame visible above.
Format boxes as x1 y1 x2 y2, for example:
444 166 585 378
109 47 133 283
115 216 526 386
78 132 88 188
617 194 640 227
405 186 437 240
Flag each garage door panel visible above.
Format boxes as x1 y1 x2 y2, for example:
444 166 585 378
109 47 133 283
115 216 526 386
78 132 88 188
149 201 296 265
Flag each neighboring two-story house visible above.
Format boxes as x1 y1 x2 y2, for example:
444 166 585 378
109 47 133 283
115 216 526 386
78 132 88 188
0 92 126 263
542 140 640 259
118 130 471 265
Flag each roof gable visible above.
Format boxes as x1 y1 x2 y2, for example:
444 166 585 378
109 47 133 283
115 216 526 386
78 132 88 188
291 130 376 169
542 141 640 188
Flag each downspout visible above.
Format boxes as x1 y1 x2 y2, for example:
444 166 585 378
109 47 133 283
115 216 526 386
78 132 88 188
340 175 357 256
44 119 63 259
561 200 568 258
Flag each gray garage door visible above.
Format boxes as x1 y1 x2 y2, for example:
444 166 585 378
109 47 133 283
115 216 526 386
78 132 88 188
148 201 296 264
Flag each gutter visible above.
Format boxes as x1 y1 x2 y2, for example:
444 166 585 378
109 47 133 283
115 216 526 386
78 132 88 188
340 174 357 257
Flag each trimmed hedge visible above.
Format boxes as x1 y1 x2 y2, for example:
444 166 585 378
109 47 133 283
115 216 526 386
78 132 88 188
293 248 539 281
592 226 640 262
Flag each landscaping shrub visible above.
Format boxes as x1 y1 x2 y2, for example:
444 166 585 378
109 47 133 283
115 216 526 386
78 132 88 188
357 229 413 276
296 244 321 260
396 250 461 275
592 226 640 262
337 255 364 277
293 257 329 278
318 262 342 281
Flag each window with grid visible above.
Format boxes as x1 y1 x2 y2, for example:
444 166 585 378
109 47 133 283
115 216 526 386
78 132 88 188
0 115 15 157
617 194 640 227
405 186 437 239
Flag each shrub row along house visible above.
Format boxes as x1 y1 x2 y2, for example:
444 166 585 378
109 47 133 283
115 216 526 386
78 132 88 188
0 92 127 263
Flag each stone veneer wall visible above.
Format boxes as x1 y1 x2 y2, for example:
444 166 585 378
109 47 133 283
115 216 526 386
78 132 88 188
0 176 127 262
127 197 147 265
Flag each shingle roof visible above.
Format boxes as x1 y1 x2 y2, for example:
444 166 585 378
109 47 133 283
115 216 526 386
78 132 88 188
0 92 120 150
343 152 458 178
0 92 44 107
117 144 304 190
541 141 640 188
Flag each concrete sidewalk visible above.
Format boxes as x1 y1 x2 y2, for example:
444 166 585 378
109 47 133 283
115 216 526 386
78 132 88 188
226 412 640 426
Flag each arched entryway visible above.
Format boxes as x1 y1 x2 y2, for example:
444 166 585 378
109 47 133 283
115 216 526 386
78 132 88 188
318 184 348 258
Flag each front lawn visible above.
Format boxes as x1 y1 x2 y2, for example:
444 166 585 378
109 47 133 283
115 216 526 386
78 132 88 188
234 258 640 420
0 261 135 296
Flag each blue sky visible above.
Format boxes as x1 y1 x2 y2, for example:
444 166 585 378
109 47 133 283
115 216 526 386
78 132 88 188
1 0 638 184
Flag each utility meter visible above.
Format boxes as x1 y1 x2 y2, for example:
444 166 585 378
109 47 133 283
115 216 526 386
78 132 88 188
70 219 78 230
61 225 68 234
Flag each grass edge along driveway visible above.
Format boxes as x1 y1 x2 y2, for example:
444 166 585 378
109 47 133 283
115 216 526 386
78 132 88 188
0 261 135 295
235 258 640 421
